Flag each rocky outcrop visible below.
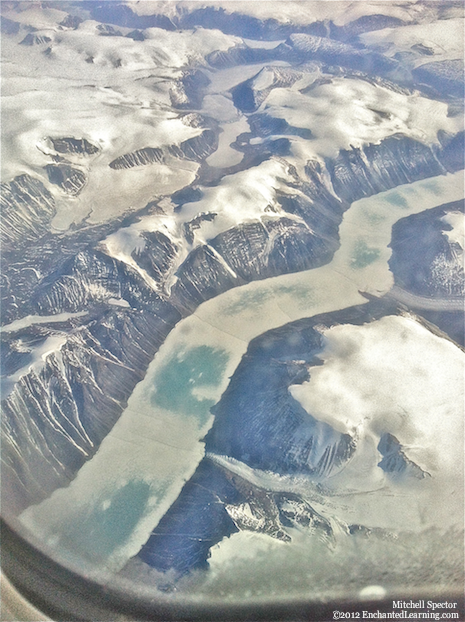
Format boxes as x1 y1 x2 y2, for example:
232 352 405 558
377 433 429 479
0 175 56 252
44 164 87 196
183 213 217 245
109 147 164 170
109 128 218 170
48 137 99 156
247 113 312 139
326 134 452 204
32 249 170 315
19 33 52 46
2 306 180 516
231 67 304 113
97 23 123 37
59 14 83 30
132 231 179 284
170 70 211 110
389 200 464 299
170 244 241 313
135 455 335 579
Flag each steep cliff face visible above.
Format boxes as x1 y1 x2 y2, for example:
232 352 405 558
19 33 52 46
109 128 218 170
48 137 100 156
247 113 312 139
32 250 164 314
204 310 359 477
109 147 164 170
231 67 305 113
2 307 180 516
170 244 241 313
170 69 211 110
326 133 461 204
388 199 465 346
0 175 56 252
132 231 179 285
171 212 340 314
44 164 87 196
390 200 464 299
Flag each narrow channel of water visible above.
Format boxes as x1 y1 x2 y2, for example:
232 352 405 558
19 170 464 576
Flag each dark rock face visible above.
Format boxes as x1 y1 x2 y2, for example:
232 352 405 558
1 307 180 516
132 231 179 285
137 459 240 576
59 14 83 30
231 67 304 113
183 213 217 245
389 200 464 299
136 454 335 579
248 113 312 140
32 249 173 315
44 164 87 195
204 311 359 476
171 186 203 206
1 232 183 515
170 158 345 312
109 128 218 170
411 43 435 56
377 433 429 479
388 199 464 347
19 33 52 45
0 175 56 252
170 70 211 110
208 221 271 282
48 137 100 156
326 134 452 204
110 147 164 170
170 245 241 313
97 23 123 36
438 130 465 173
126 29 145 41
172 203 341 314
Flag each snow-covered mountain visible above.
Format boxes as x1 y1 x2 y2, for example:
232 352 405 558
1 0 464 599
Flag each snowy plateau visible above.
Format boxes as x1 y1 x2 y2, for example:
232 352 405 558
1 0 464 604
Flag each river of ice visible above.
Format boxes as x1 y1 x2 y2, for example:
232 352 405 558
19 170 464 578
